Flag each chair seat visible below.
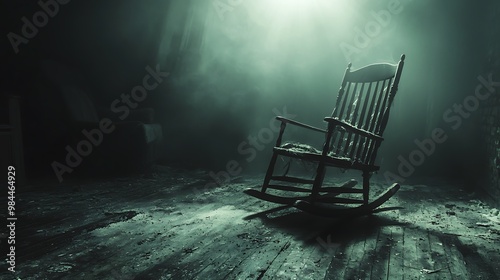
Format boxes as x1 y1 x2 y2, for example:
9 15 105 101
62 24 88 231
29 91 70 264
274 143 379 172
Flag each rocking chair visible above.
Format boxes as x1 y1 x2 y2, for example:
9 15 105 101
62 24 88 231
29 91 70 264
244 54 406 217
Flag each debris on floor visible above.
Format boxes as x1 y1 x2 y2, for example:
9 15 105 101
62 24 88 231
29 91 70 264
421 268 442 274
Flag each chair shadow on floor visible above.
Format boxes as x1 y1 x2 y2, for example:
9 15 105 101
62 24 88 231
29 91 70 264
243 204 407 245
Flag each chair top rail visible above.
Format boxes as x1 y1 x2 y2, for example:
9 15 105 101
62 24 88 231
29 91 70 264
347 63 398 83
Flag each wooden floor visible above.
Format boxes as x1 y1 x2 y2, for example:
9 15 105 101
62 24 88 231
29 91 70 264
1 166 500 279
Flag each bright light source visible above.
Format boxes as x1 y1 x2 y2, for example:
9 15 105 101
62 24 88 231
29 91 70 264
201 0 360 82
254 0 322 22
248 0 354 30
266 0 317 14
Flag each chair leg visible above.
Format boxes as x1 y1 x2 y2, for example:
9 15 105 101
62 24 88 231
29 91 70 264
261 152 278 193
362 170 371 205
311 162 326 198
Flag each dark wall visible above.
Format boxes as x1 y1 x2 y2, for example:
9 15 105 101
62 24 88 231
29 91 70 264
2 0 173 177
479 0 500 204
3 0 170 98
378 0 492 184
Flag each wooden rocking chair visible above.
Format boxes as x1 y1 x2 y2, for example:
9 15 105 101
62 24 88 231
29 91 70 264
244 54 406 217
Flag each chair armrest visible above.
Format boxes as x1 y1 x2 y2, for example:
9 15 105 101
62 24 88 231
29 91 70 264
324 117 383 141
276 116 326 133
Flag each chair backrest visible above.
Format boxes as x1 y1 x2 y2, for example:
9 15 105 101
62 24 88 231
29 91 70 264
329 54 405 166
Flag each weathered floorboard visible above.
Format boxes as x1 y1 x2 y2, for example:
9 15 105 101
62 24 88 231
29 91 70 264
1 168 499 280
